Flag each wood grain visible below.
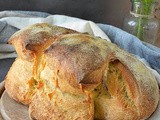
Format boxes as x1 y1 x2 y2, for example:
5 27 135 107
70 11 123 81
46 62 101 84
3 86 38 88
0 81 4 120
0 81 5 98
0 91 30 120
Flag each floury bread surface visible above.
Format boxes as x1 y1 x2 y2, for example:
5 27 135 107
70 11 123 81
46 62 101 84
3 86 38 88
4 23 159 120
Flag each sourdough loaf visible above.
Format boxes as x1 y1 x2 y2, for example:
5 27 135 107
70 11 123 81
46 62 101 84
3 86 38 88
5 23 159 120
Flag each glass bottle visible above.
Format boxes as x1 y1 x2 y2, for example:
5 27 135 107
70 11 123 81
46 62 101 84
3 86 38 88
123 0 159 45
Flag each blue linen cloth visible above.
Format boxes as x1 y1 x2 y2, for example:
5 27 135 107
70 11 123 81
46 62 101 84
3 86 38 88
98 24 160 74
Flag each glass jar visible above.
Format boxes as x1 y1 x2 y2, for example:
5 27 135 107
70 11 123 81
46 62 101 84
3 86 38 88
123 0 159 44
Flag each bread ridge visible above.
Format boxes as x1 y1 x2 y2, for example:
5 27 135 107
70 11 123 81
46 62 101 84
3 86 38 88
8 23 78 61
114 47 159 119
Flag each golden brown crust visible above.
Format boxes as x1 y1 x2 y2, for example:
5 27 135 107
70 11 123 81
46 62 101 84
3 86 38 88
5 23 78 105
113 47 159 119
8 23 77 61
29 89 94 120
45 34 112 91
4 23 159 120
5 58 34 105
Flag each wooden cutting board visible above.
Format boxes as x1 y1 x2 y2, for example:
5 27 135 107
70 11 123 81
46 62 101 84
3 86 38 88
0 91 30 120
0 81 5 120
0 82 160 120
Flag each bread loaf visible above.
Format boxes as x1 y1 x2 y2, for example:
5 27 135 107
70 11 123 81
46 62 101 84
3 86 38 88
5 23 77 105
5 23 159 120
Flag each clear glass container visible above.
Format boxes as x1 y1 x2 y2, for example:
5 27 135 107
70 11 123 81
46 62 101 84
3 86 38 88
123 0 159 44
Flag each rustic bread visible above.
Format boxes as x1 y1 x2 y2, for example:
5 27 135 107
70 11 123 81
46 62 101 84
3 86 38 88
5 23 77 105
5 23 159 120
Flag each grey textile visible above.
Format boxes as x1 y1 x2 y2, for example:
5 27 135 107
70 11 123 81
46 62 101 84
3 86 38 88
0 58 15 81
0 21 18 43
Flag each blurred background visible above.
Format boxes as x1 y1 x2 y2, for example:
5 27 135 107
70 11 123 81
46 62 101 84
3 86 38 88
0 0 131 28
0 0 159 46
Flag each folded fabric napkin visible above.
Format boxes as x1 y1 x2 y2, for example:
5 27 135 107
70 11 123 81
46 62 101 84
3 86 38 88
0 10 160 120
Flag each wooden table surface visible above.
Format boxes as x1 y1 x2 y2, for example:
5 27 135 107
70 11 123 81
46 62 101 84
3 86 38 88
0 81 5 120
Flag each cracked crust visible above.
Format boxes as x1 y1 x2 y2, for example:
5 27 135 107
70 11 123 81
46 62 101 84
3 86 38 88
8 23 77 61
5 23 78 104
